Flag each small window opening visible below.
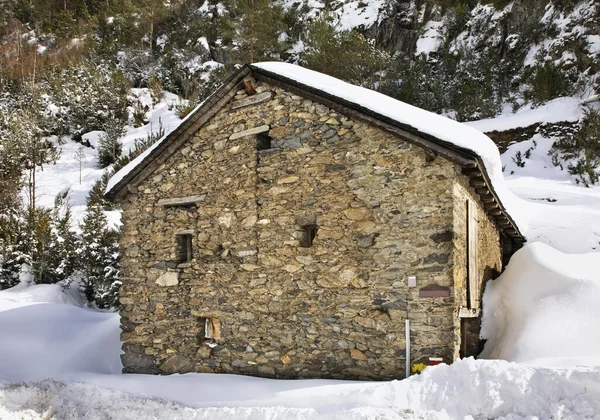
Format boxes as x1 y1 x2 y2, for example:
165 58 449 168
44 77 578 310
256 133 272 151
199 316 221 341
176 233 193 263
300 224 318 248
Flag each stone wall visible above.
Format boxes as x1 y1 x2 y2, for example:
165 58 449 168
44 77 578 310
451 177 503 358
118 81 492 380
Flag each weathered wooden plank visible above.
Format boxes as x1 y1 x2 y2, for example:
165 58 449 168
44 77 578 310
157 195 206 207
229 125 270 140
243 76 257 95
230 91 274 110
467 199 479 309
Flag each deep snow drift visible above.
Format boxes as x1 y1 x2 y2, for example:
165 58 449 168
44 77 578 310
481 242 600 364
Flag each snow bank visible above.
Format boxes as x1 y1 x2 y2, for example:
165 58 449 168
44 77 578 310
481 242 600 363
467 97 583 133
0 284 121 382
2 358 600 419
252 62 527 233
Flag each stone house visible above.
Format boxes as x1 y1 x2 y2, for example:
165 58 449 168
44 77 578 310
105 63 525 380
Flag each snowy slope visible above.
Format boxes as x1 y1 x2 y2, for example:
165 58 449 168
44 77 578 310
466 97 583 132
33 89 183 229
468 102 600 253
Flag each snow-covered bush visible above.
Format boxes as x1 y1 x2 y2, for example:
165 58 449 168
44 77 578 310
45 63 129 141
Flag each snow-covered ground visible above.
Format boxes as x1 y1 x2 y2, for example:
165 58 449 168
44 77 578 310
468 97 600 252
33 89 184 229
4 83 600 418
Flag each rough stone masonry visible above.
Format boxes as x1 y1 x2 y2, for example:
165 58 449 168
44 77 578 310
117 80 504 380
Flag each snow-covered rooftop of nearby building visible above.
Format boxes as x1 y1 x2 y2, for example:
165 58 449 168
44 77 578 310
466 97 583 133
106 62 527 234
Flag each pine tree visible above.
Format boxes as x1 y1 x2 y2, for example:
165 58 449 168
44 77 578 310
97 121 124 168
79 204 121 308
300 15 386 85
221 0 286 63
551 108 600 187
45 198 78 283
4 95 60 211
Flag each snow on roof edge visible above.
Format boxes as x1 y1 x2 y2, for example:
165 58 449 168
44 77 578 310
251 62 528 235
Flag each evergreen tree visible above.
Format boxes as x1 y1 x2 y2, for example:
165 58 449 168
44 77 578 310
550 108 600 187
221 0 286 63
45 198 78 283
300 15 386 85
0 208 29 289
78 204 120 308
97 120 124 168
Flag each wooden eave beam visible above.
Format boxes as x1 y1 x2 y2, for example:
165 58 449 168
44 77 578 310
469 177 486 189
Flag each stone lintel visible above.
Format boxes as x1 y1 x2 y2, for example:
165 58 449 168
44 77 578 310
157 195 205 207
229 125 270 141
230 91 274 110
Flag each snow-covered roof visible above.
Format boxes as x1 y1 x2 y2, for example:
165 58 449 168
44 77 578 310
106 62 526 239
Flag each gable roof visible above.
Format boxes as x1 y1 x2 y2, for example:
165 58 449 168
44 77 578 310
105 62 526 242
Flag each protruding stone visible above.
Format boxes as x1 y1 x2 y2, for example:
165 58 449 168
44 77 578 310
344 208 369 220
283 264 303 273
277 176 299 184
160 355 195 373
241 215 258 228
156 271 178 286
349 349 368 361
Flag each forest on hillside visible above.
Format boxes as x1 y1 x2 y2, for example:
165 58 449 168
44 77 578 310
0 0 599 305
